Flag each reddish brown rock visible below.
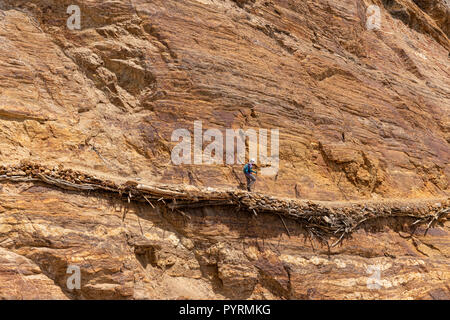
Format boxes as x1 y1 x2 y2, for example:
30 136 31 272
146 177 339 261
0 0 448 199
0 0 448 299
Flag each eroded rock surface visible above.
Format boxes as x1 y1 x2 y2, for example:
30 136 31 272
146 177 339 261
0 0 449 299
0 182 448 299
0 0 448 199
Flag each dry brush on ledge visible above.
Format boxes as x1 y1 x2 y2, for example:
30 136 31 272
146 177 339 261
0 161 448 248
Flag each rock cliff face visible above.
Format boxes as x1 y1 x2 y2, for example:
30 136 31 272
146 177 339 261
0 0 448 299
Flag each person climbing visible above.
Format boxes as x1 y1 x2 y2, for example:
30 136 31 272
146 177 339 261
243 158 257 192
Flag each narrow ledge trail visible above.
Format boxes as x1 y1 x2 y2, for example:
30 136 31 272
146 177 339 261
1 161 448 249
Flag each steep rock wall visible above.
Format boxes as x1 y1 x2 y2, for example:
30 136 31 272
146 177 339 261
0 0 449 299
0 0 448 199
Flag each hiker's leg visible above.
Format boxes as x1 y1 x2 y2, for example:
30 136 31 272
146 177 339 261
248 174 256 190
245 175 251 191
251 175 256 187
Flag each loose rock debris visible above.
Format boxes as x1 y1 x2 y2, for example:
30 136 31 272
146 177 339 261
1 161 448 247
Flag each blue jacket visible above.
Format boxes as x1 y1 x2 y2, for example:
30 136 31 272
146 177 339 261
243 163 257 175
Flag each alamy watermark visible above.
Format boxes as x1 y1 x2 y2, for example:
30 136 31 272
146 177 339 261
67 5 81 30
366 5 381 31
171 121 279 176
66 265 81 290
366 265 382 289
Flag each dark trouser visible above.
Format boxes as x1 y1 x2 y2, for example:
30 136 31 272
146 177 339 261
245 173 256 191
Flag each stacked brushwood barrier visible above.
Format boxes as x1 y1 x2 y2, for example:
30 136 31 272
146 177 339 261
0 161 448 248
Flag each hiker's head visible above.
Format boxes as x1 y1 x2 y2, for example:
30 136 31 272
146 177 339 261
250 158 255 164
